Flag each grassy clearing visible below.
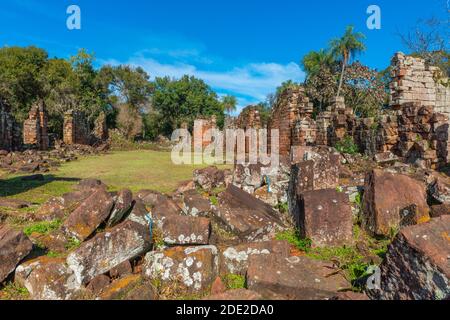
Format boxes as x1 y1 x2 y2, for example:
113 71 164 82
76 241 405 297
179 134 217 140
0 150 230 206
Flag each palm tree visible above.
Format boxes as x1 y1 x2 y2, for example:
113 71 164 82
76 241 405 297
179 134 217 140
222 95 237 115
301 49 335 79
330 26 366 97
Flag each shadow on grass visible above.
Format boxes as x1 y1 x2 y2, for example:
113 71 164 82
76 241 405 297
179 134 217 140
0 175 81 198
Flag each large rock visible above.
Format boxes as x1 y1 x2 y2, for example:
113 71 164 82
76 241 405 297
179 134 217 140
362 169 430 236
193 166 231 191
107 189 133 227
293 189 353 247
34 189 93 221
98 274 155 300
0 226 33 283
182 190 212 217
15 257 81 300
247 255 349 300
288 150 340 195
143 245 219 293
214 185 285 241
62 188 115 241
233 162 291 205
155 214 211 246
371 216 450 300
135 190 167 207
125 199 149 227
67 220 152 285
219 241 290 276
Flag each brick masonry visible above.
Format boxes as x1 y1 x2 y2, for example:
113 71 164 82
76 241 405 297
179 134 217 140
23 101 49 150
63 110 90 145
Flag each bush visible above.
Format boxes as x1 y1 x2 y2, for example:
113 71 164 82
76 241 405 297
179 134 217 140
335 136 360 154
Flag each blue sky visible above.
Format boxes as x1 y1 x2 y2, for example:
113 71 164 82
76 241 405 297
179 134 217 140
0 0 448 112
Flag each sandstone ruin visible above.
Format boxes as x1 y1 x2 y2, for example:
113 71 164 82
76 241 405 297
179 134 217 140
264 52 450 169
0 100 21 151
23 101 49 151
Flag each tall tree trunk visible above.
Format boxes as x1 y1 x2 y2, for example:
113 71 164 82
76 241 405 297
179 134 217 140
336 57 347 98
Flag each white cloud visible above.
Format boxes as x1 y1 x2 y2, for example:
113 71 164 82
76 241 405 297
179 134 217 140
100 50 305 113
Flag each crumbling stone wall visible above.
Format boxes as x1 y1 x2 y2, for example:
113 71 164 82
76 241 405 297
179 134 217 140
390 52 450 162
194 116 217 148
269 87 315 156
23 101 49 150
0 100 21 151
236 106 262 130
93 112 109 143
63 110 90 145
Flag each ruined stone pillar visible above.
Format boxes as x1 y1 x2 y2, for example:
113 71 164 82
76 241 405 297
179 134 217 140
93 112 109 142
63 110 89 145
23 101 49 150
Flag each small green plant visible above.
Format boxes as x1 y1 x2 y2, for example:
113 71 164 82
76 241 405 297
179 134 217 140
209 196 218 206
277 202 289 214
307 246 370 289
276 229 312 252
46 251 62 258
335 136 360 155
335 186 344 193
222 274 246 290
0 282 29 300
65 237 81 251
23 219 62 237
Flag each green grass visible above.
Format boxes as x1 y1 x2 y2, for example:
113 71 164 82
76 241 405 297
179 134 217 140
276 228 375 291
0 282 29 300
221 274 246 290
23 219 62 236
65 237 82 251
307 246 371 287
0 150 230 207
276 229 312 252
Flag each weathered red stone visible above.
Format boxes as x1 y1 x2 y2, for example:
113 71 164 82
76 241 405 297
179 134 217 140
143 245 218 293
0 226 33 283
67 220 152 285
362 169 430 236
372 216 450 300
247 255 349 300
15 256 81 300
219 240 290 276
62 188 114 241
294 189 353 247
215 185 285 241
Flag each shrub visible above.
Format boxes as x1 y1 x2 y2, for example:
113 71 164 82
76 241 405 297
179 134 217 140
335 136 359 154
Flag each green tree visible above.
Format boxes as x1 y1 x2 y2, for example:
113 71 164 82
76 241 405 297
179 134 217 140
221 95 237 115
0 46 48 121
152 75 225 136
330 26 366 97
40 58 78 134
98 65 153 110
301 49 335 79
